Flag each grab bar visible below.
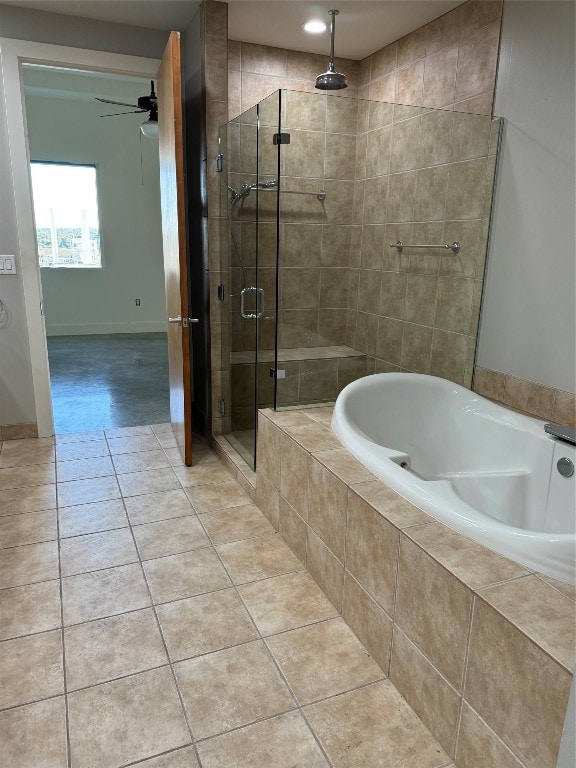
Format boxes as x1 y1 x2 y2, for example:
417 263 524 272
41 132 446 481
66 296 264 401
240 286 265 320
258 187 326 202
390 240 460 254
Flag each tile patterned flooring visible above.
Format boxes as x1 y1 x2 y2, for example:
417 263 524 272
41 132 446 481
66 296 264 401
0 425 453 768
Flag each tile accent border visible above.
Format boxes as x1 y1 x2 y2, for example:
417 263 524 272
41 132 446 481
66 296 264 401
474 367 576 427
255 407 575 768
0 423 39 440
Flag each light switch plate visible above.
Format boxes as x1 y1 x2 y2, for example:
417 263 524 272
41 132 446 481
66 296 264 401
0 255 17 275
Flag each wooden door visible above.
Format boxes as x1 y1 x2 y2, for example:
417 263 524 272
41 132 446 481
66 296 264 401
157 31 193 465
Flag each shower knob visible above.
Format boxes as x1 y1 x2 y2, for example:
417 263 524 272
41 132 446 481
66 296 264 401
557 457 574 478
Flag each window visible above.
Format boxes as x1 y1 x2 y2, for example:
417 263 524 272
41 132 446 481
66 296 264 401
30 162 102 268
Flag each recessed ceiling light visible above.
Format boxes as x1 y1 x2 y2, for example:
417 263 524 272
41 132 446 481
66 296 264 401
303 19 327 34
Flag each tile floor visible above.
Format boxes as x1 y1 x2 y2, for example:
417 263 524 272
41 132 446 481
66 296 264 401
0 424 453 768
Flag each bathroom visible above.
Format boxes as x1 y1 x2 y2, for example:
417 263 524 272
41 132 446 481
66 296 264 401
0 1 574 767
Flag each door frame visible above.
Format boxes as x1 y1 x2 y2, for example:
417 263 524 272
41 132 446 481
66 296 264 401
0 37 160 437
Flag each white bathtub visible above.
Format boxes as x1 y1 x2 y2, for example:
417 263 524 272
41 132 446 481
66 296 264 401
332 373 576 585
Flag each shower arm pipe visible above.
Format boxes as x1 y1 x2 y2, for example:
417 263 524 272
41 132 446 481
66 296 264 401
390 240 461 254
327 9 338 73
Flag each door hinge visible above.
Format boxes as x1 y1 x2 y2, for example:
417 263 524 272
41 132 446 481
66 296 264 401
217 284 225 302
215 154 223 172
273 133 290 145
270 368 286 379
218 399 226 416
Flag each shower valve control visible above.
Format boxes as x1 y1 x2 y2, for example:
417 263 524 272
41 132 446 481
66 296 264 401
557 457 574 478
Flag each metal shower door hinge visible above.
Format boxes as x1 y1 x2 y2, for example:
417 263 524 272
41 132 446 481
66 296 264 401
218 399 226 416
273 133 290 145
217 284 225 301
215 154 223 172
269 368 286 379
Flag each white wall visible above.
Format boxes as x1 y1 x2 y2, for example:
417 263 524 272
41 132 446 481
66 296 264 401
24 69 166 335
477 0 575 394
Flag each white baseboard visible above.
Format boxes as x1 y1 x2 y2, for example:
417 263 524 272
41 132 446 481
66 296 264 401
46 322 167 336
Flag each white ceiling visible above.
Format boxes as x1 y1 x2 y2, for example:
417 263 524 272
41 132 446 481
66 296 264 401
5 0 466 59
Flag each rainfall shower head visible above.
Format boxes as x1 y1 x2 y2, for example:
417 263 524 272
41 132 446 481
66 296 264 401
315 10 348 91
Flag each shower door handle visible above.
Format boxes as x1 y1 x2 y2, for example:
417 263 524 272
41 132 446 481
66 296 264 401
168 316 200 328
240 286 265 319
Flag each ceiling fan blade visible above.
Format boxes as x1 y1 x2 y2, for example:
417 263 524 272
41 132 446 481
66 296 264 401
100 110 148 117
95 97 141 108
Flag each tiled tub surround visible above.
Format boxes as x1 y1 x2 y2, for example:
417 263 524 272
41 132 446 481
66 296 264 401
474 366 576 428
256 407 576 768
0 425 460 767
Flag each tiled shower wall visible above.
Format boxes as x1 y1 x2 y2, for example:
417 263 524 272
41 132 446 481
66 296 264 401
211 0 504 432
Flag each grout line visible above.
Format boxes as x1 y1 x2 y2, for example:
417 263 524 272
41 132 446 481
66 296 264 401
453 591 477 760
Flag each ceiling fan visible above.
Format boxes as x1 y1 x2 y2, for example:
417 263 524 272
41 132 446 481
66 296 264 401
96 80 158 138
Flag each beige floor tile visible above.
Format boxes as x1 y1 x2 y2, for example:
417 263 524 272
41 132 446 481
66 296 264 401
199 503 275 545
0 462 55 490
197 711 329 768
107 434 161 455
0 697 67 767
56 429 105 444
238 571 338 636
68 667 190 768
0 508 57 549
133 515 209 560
150 423 174 434
60 528 138 576
0 580 61 640
266 617 384 705
124 488 194 526
112 449 171 474
0 444 55 468
58 499 128 538
118 468 180 497
105 425 153 439
174 640 294 739
174 463 233 489
305 681 449 767
143 548 231 604
216 534 304 584
55 440 110 462
62 563 150 625
164 447 186 467
0 540 59 589
0 484 56 516
156 588 258 662
0 629 64 709
57 475 121 508
56 456 115 483
185 479 251 513
132 746 200 767
64 607 168 690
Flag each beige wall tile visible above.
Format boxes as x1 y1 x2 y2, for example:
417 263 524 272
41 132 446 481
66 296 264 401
478 576 576 672
405 274 438 325
241 42 287 77
401 323 433 373
256 412 281 488
552 389 576 428
430 329 469 385
308 458 348 561
396 536 473 689
255 472 280 529
460 1 503 39
390 627 460 756
279 496 307 565
397 27 427 69
455 21 500 102
502 375 556 420
371 43 397 80
473 366 505 402
306 528 344 611
342 572 393 673
464 598 571 768
425 8 461 55
456 703 524 768
345 491 399 615
445 159 487 220
279 431 310 519
395 59 424 107
349 480 431 528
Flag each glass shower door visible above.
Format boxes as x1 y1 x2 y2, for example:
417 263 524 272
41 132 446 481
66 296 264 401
220 92 281 469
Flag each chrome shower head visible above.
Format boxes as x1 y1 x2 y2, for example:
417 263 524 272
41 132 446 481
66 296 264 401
315 10 348 91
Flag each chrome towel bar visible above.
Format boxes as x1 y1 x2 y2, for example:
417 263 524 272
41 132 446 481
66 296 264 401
390 240 460 254
259 187 326 202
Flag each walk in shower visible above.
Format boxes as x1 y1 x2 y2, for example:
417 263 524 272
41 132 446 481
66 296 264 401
219 89 501 468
